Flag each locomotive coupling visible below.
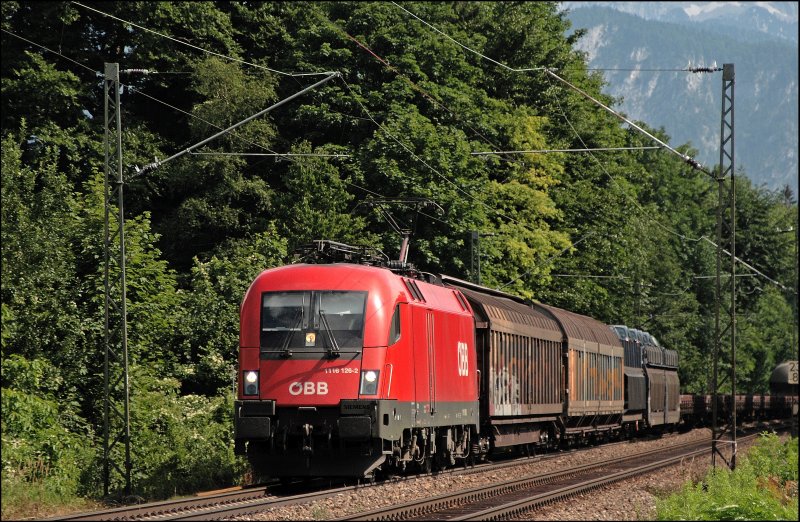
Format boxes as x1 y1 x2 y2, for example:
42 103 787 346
302 423 314 456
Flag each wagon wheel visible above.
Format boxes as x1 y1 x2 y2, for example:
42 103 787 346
422 455 433 474
433 451 446 471
469 442 481 465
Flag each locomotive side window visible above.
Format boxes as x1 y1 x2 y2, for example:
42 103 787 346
388 304 401 346
260 290 366 356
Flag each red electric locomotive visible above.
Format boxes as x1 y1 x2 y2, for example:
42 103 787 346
234 245 479 479
233 241 795 481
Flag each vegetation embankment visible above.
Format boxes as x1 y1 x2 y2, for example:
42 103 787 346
657 433 798 521
2 1 797 518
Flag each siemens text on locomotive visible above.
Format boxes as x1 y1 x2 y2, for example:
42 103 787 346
233 241 798 480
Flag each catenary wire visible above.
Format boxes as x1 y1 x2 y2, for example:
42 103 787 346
384 4 715 287
0 24 714 292
2 24 452 246
2 28 99 75
391 3 793 292
15 8 786 292
71 1 333 77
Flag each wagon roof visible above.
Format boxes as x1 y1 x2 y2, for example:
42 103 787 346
440 275 562 341
533 303 622 349
460 286 562 334
440 274 620 348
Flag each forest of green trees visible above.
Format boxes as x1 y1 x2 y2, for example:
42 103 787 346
1 1 797 513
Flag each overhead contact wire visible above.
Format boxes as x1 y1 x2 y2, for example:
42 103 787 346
71 1 334 77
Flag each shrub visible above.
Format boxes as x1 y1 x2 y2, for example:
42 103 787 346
1 356 97 518
656 433 799 520
125 366 246 498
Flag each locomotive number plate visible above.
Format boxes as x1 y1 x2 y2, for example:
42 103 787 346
324 367 360 374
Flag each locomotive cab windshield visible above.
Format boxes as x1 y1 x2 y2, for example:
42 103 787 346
260 290 367 357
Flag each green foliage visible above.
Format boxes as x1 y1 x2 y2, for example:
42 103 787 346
73 172 183 368
0 129 83 370
656 434 799 521
155 56 279 268
2 356 97 512
275 142 371 251
745 433 798 485
121 366 244 498
174 229 287 393
189 57 277 145
1 51 82 129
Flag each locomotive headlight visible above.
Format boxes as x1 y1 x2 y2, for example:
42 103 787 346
359 370 380 395
243 370 259 396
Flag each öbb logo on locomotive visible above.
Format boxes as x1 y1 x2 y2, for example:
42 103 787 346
288 382 329 396
457 341 469 377
233 241 799 481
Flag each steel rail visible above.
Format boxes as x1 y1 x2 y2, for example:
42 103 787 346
57 485 274 521
456 430 784 521
336 437 714 521
451 445 714 521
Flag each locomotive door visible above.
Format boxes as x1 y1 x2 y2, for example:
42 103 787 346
411 307 436 420
427 311 436 413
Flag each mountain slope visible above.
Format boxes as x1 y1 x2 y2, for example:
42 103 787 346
562 5 798 192
562 2 798 43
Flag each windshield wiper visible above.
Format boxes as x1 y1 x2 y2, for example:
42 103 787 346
318 311 340 358
281 309 303 358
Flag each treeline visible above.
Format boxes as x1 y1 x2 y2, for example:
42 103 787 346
1 1 796 509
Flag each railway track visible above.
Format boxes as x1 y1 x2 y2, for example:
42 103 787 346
56 430 699 521
58 456 528 521
57 484 272 521
65 425 789 521
338 433 763 521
